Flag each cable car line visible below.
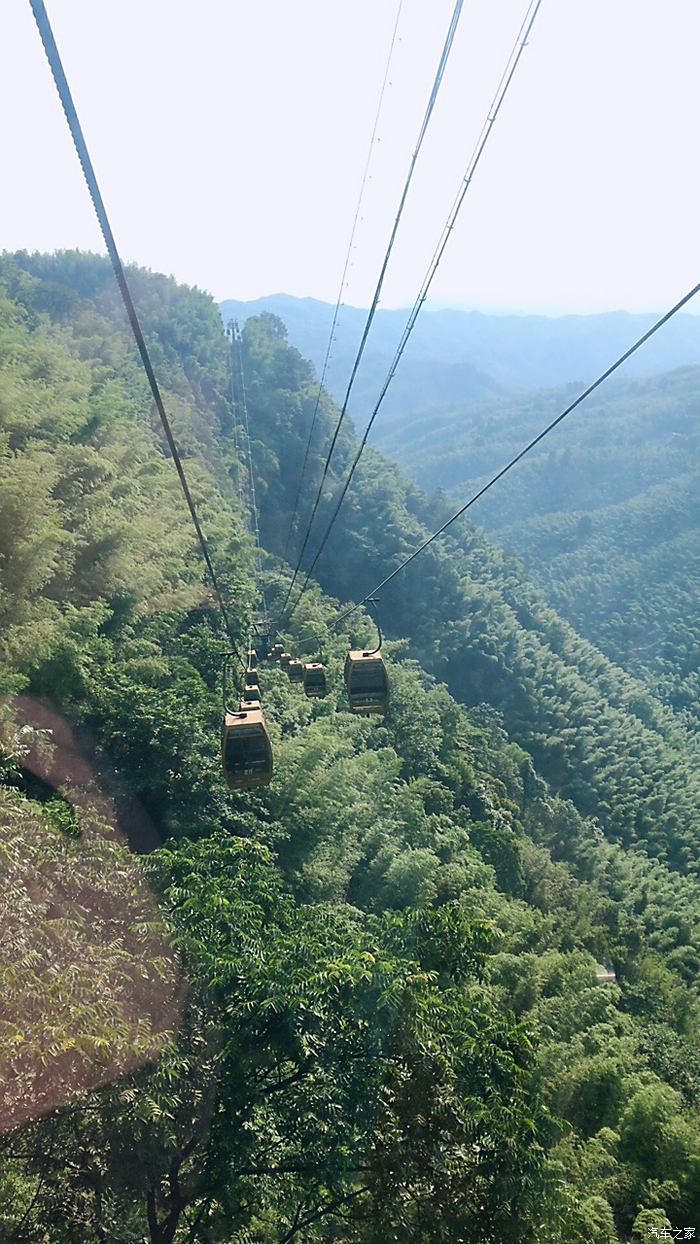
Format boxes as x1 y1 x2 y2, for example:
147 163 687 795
226 326 246 512
286 0 544 621
29 0 244 665
228 321 268 624
231 323 264 578
331 280 700 632
278 0 466 621
283 0 405 563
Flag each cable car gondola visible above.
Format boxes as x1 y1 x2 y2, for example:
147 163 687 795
344 602 388 715
222 707 272 790
344 650 388 714
279 652 292 668
287 658 304 683
221 651 272 790
240 687 261 709
303 662 327 698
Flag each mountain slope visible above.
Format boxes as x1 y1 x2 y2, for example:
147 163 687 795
370 364 700 731
224 309 700 878
2 253 700 1242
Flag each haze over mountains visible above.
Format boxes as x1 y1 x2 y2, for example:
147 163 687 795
220 293 700 418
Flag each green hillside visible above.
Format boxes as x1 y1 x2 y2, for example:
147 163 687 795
2 252 700 1242
370 367 700 731
231 318 700 876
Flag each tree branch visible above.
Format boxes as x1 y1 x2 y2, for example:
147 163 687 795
5 1171 47 1244
184 1195 213 1244
147 1185 159 1242
236 1162 369 1178
4 1125 58 1243
277 1187 370 1244
284 1199 307 1241
258 1065 309 1097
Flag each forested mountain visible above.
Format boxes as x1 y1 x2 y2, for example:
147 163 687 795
2 251 700 1242
220 292 700 412
370 365 700 732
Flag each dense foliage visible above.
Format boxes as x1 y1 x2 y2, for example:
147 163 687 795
238 312 700 878
1 252 699 1241
363 359 700 742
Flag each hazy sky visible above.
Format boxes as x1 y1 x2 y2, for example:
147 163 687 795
3 0 700 314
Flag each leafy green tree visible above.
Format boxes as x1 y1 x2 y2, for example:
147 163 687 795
1 837 551 1242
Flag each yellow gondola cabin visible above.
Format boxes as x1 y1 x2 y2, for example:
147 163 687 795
303 662 327 698
222 706 272 790
344 650 389 715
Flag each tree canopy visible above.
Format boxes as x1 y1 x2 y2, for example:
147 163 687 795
1 251 699 1241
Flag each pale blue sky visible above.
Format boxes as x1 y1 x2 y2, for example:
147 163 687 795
2 0 699 313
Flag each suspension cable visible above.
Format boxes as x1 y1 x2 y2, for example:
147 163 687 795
29 0 244 663
229 321 268 622
332 281 700 631
287 0 544 619
278 0 466 621
226 325 246 511
283 0 405 564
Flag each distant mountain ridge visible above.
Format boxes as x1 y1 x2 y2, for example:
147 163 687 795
222 290 700 745
219 294 700 409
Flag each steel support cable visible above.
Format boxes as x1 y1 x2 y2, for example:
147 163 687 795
227 322 268 642
331 281 700 632
30 0 244 664
278 0 466 621
226 324 246 511
283 0 405 564
231 322 268 621
287 0 543 619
